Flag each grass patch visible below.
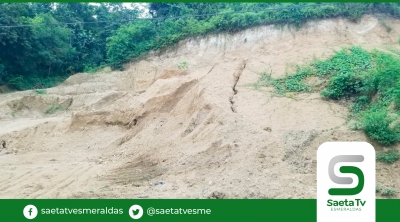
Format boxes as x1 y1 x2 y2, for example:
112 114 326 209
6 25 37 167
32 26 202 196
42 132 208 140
376 151 400 163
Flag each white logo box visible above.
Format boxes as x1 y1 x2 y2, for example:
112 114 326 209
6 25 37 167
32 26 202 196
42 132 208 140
317 142 375 222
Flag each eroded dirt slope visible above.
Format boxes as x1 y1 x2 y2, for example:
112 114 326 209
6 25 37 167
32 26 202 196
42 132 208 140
0 15 399 198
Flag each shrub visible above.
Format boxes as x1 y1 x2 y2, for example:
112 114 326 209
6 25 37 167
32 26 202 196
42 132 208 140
317 47 371 99
320 72 363 99
7 76 27 90
391 80 400 108
361 110 400 145
351 96 370 114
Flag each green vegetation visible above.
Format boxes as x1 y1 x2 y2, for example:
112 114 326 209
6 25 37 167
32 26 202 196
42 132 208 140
107 3 377 69
35 89 47 95
381 188 396 197
376 185 396 197
178 61 189 70
376 151 400 163
257 46 400 146
4 3 400 90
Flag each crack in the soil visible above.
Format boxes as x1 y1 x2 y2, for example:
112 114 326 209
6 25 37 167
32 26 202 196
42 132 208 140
207 64 216 75
229 60 247 113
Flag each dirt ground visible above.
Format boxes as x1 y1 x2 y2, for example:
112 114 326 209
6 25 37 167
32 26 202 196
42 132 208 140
0 15 399 199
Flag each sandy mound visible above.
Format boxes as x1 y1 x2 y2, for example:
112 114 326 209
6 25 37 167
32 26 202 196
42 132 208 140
0 15 399 199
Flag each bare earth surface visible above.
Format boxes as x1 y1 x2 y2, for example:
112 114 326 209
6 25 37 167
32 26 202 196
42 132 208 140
0 15 399 199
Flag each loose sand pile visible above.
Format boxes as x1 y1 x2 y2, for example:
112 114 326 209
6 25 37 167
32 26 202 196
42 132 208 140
0 15 399 198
